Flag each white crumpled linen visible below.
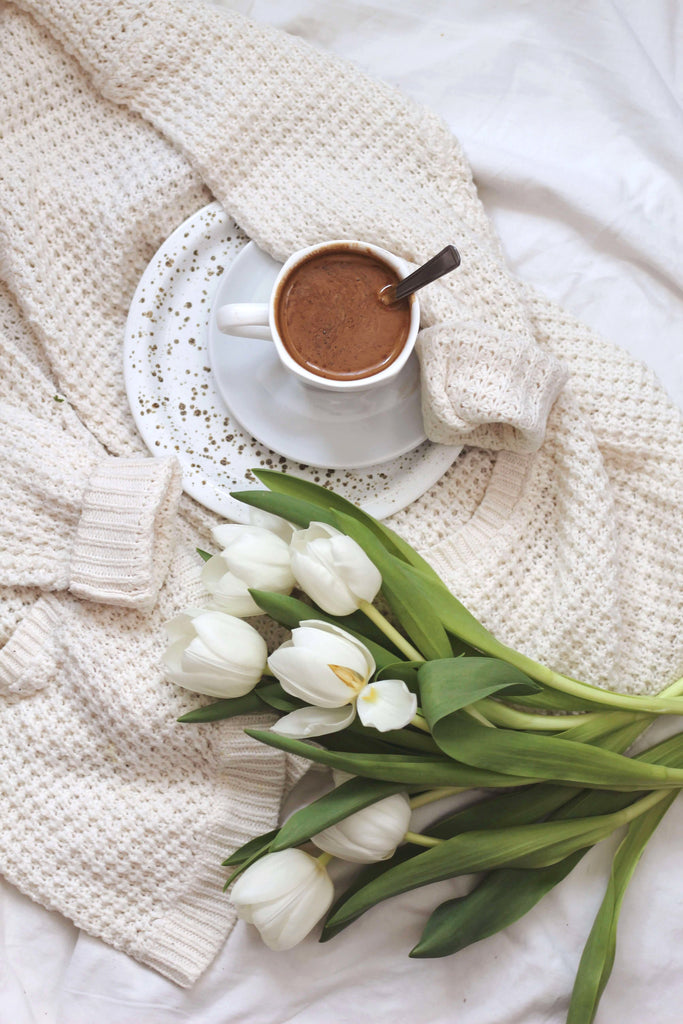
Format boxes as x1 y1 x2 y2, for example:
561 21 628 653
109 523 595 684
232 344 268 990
1 1 681 1023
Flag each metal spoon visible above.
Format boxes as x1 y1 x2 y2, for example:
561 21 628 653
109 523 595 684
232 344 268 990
380 244 461 305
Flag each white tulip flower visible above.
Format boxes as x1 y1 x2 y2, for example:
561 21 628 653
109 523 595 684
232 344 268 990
289 522 382 616
230 848 334 951
162 608 267 698
312 793 412 863
268 620 417 737
202 524 295 617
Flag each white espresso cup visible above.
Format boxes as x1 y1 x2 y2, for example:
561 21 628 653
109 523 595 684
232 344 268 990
215 239 420 393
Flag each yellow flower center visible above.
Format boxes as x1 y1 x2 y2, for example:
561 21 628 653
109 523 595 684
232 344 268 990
329 664 365 695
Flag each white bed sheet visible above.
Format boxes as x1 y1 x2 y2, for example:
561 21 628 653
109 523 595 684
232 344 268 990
2 1 681 1021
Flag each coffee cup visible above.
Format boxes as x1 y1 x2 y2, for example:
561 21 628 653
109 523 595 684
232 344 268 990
215 240 420 393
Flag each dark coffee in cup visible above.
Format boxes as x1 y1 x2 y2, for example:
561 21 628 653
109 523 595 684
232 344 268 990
274 246 412 381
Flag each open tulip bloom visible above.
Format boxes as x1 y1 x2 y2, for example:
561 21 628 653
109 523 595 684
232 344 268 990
175 470 683 1023
267 621 417 737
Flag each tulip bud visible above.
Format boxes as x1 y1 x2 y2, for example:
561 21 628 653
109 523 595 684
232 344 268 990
202 524 295 617
162 608 267 698
289 522 381 615
312 793 412 863
230 849 334 950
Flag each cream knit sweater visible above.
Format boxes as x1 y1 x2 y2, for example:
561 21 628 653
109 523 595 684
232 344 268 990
0 0 681 987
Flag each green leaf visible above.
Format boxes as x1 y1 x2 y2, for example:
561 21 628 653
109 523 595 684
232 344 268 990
250 468 446 584
323 808 631 936
435 716 683 790
271 778 412 852
566 792 676 1024
177 691 268 722
248 589 400 669
510 689 611 713
222 831 280 889
409 714 663 957
418 657 540 753
244 728 535 788
375 661 422 692
196 547 213 562
411 853 585 958
222 828 279 866
346 717 442 755
252 683 305 713
231 488 342 534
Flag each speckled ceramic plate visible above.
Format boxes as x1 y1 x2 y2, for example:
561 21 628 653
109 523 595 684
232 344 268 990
123 202 461 522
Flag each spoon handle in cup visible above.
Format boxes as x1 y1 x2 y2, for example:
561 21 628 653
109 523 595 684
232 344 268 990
382 244 461 305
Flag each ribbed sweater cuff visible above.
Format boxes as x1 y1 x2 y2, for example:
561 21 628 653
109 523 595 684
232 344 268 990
0 594 63 697
70 456 183 612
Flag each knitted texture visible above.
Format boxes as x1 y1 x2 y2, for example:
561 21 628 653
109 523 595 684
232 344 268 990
0 0 681 988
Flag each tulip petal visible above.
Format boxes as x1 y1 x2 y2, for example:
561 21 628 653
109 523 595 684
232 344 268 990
162 609 267 698
271 704 356 738
313 793 412 863
267 646 354 707
202 560 263 617
163 609 205 644
231 848 315 906
193 611 267 669
261 870 334 950
327 533 382 603
291 621 374 680
356 679 417 732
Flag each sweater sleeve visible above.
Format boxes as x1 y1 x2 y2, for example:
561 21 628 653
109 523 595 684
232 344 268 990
0 402 183 612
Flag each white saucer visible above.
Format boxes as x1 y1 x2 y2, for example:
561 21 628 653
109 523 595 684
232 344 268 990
207 243 428 469
123 202 461 522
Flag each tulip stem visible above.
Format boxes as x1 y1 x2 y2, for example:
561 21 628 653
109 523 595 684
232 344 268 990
464 704 496 728
409 788 467 810
316 851 334 868
404 831 444 848
411 713 432 733
358 600 425 663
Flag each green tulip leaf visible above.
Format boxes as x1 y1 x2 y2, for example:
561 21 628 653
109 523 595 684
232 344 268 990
177 691 268 723
436 716 683 790
375 661 422 692
511 689 613 713
418 657 540 750
222 828 279 866
346 718 441 755
222 831 281 889
251 468 446 585
411 852 586 958
566 792 677 1024
196 547 213 562
411 723 683 958
231 488 332 531
323 809 630 937
271 777 412 852
244 728 535 788
253 683 305 713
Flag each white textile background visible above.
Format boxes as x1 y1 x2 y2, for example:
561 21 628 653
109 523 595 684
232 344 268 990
1 1 681 1022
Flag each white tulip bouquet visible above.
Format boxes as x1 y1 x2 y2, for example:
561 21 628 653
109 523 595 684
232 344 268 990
167 470 683 1023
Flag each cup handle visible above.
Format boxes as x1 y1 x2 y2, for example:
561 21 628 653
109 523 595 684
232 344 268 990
215 303 273 341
